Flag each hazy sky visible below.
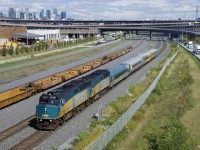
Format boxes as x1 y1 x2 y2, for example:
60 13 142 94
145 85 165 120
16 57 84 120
1 0 200 20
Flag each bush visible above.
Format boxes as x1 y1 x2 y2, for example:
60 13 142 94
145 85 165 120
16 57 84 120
41 42 44 50
78 131 88 141
145 117 195 150
9 43 14 55
45 42 48 49
25 46 29 53
125 121 138 131
20 45 24 53
29 47 33 52
16 44 20 55
64 41 67 46
38 42 42 51
2 43 7 56
34 43 38 51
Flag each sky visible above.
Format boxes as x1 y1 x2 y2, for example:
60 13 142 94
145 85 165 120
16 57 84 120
1 0 200 20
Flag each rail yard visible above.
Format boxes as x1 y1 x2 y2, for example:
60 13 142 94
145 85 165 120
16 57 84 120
0 35 170 149
1 0 200 149
0 44 132 108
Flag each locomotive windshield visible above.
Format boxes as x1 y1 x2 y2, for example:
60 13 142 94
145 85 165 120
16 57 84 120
39 94 61 105
49 97 61 105
39 94 50 104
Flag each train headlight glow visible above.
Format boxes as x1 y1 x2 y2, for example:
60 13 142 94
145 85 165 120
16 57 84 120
44 108 47 114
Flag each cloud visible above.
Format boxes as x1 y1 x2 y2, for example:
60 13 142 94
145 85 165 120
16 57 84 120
0 0 199 19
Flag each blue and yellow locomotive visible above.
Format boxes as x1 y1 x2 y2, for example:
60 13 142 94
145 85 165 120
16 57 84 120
36 49 158 130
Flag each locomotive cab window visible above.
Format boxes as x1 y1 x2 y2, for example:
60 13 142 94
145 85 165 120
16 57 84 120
39 94 50 104
49 97 60 105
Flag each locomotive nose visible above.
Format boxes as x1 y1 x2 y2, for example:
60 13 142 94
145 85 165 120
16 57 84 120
36 104 60 119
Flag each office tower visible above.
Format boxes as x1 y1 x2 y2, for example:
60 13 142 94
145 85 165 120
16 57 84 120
53 8 58 16
8 7 16 18
20 12 25 19
61 12 66 20
46 10 51 19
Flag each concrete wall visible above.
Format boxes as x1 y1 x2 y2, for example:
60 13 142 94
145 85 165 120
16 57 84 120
28 29 60 40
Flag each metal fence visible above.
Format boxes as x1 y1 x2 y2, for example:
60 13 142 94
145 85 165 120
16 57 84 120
85 51 178 150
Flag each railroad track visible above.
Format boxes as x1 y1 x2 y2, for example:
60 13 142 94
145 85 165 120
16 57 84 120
1 38 162 149
10 130 51 150
0 115 35 143
1 40 141 109
0 39 147 148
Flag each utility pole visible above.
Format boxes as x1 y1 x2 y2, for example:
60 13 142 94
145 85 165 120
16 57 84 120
196 4 199 44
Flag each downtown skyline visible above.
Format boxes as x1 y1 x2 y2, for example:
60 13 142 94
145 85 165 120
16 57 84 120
0 0 200 20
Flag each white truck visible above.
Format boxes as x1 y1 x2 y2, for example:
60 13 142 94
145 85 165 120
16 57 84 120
193 44 200 55
188 41 193 49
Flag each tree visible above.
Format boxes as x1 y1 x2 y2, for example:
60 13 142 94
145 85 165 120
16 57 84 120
2 43 7 56
64 41 66 46
38 41 42 51
34 43 38 51
45 42 48 49
21 45 24 53
16 44 20 55
29 47 33 52
25 46 29 53
9 43 14 55
41 42 44 50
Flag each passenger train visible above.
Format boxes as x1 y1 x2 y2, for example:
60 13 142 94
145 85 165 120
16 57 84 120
36 48 158 130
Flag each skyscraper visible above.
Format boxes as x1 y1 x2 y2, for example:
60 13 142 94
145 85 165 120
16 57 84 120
46 10 51 20
20 12 25 19
0 12 3 17
61 12 66 20
8 7 16 18
53 8 58 16
33 12 37 19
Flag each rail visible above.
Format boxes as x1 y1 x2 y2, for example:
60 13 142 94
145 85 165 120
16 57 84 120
0 43 135 108
0 115 35 143
85 43 176 150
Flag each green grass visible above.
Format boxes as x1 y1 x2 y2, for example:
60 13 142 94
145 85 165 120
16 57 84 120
70 41 177 150
0 37 99 60
63 41 200 150
112 46 199 150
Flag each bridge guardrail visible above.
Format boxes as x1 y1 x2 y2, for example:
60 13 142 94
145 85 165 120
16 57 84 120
177 42 200 61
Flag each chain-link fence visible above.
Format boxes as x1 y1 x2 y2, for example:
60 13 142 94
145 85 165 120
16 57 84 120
85 51 178 150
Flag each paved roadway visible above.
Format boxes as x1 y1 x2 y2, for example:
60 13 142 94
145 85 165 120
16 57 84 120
177 42 200 60
0 36 169 150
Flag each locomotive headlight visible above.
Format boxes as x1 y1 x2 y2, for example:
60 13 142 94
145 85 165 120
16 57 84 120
50 120 52 122
44 108 47 114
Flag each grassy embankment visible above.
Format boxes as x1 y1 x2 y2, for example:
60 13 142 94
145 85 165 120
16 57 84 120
104 44 200 149
0 40 124 85
69 42 181 150
0 37 99 60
